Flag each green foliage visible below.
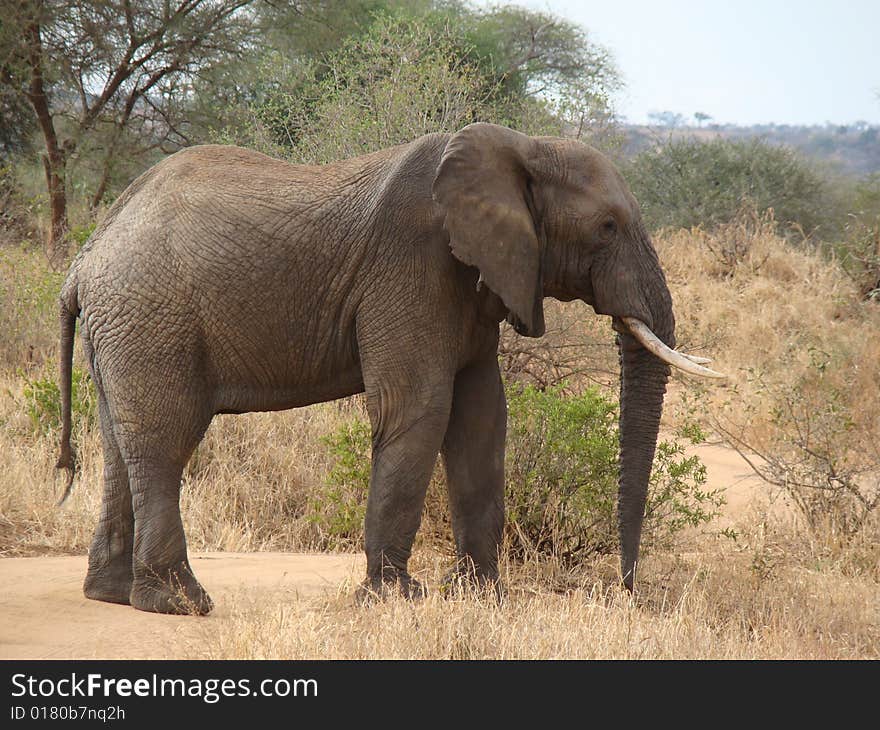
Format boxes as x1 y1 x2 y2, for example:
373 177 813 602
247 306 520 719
217 3 620 161
835 218 880 301
256 0 404 63
449 3 620 134
66 222 96 250
0 246 65 365
853 171 880 216
311 382 721 561
0 85 34 159
505 383 618 558
269 14 500 162
644 440 713 540
0 162 41 243
831 173 880 300
624 137 834 236
308 419 373 548
504 384 722 563
219 13 504 161
21 366 96 437
1 0 262 202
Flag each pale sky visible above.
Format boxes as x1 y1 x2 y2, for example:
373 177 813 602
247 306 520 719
476 0 880 126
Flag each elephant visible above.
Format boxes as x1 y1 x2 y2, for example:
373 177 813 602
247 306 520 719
55 122 723 614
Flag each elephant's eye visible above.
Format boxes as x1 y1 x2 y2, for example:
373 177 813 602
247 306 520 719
600 218 617 239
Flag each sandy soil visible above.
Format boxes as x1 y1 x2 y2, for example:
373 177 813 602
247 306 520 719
0 445 769 659
0 553 364 659
689 442 770 515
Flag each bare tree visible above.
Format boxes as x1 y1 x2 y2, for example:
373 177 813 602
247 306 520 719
0 0 258 260
647 110 685 129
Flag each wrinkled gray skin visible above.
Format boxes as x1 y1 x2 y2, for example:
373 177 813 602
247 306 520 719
57 123 673 614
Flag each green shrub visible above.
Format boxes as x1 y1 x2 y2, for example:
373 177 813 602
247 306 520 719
0 247 65 364
504 383 617 558
624 137 834 237
308 419 373 549
21 365 96 437
834 218 880 301
311 382 721 561
504 383 721 562
829 173 880 301
66 222 96 250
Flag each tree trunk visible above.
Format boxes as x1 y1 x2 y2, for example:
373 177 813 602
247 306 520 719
41 151 68 258
90 157 111 211
24 13 68 262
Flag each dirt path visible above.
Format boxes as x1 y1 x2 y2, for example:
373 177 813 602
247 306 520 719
0 445 770 659
689 442 769 516
0 553 364 659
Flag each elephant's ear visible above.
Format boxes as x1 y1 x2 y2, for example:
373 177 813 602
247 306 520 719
432 123 545 337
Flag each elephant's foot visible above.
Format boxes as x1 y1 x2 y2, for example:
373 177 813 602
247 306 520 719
439 562 504 603
83 567 133 605
355 567 426 605
130 563 213 615
83 539 134 605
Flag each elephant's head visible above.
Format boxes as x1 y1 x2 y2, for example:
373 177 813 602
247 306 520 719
433 123 723 590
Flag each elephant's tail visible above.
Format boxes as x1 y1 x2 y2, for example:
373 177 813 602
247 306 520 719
56 291 79 505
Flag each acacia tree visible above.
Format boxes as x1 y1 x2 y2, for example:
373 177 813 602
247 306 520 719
647 110 685 128
215 1 621 158
0 0 257 260
455 4 620 134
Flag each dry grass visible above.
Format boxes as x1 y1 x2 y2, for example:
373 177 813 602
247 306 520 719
0 374 353 555
0 373 101 555
192 548 878 659
1 214 879 658
181 408 351 553
656 210 880 440
657 212 880 540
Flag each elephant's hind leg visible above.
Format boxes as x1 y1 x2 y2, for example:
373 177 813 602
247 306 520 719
83 389 134 605
441 354 506 595
127 458 212 615
112 386 214 615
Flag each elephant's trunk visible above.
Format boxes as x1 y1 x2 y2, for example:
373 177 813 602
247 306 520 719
616 312 672 591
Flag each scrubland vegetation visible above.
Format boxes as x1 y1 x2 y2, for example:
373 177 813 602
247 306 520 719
1 0 878 658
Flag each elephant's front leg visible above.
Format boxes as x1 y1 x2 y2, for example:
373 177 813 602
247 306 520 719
441 354 506 593
359 379 453 601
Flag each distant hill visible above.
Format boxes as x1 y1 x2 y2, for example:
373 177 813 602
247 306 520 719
621 122 880 177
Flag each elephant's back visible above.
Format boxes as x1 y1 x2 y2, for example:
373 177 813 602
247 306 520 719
75 147 306 297
78 143 399 272
71 145 383 379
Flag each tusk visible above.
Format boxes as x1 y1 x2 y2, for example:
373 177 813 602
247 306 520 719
622 317 727 379
682 353 712 365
